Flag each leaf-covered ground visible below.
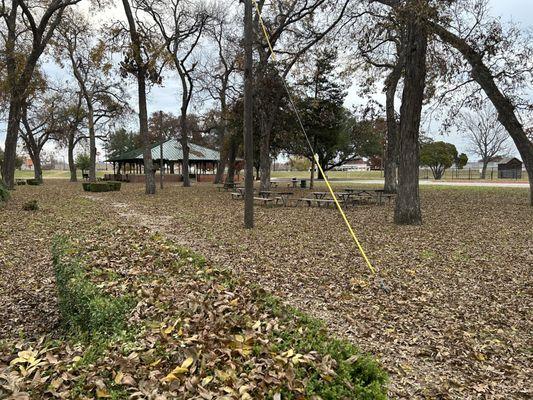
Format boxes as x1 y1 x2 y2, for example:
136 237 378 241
0 182 386 399
1 181 532 399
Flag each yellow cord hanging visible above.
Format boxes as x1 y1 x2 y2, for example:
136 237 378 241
251 0 376 275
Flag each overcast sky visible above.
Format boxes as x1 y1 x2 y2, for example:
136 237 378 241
1 0 531 162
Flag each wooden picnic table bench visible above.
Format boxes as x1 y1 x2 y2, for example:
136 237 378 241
254 196 275 206
259 190 273 198
297 197 319 207
316 198 344 208
274 191 294 206
312 192 328 199
297 197 345 208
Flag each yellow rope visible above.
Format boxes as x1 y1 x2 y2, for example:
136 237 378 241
251 0 376 275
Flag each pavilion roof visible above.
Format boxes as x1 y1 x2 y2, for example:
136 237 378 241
107 139 220 163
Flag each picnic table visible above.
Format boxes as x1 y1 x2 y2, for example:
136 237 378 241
274 191 294 206
231 187 255 199
313 192 328 199
343 188 395 205
259 190 276 198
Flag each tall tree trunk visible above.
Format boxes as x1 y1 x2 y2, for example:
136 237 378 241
225 135 237 184
180 114 191 187
87 105 97 182
384 61 403 194
32 151 43 182
310 137 317 189
259 124 272 191
68 136 77 182
122 0 155 195
243 0 254 229
430 22 533 206
394 6 427 225
2 99 23 188
481 161 488 180
138 75 156 194
310 158 315 189
214 145 228 184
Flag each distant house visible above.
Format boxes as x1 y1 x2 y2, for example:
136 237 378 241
21 157 33 170
335 158 370 171
497 157 522 179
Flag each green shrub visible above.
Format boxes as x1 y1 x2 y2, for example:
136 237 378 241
82 182 91 192
26 179 42 186
0 183 10 203
22 200 39 211
52 237 133 336
89 182 112 192
258 293 388 399
107 181 122 191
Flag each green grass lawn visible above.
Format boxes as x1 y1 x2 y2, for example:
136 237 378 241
14 169 107 179
272 169 529 181
271 170 383 180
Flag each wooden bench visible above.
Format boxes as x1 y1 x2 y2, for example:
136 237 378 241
380 193 396 205
230 192 243 199
254 197 274 206
297 198 319 207
316 199 343 208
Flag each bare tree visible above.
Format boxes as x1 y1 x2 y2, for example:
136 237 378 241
54 88 87 182
0 0 82 188
57 11 130 182
19 80 62 182
459 106 510 179
201 4 240 185
353 10 406 194
118 0 163 194
140 0 211 188
375 0 533 206
377 0 428 225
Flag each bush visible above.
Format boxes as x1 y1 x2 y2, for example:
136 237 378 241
257 292 388 399
89 182 112 192
82 182 122 192
22 200 39 211
52 237 132 336
26 179 42 186
0 183 10 205
107 181 122 191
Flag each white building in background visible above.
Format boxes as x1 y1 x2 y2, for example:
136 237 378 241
335 158 370 171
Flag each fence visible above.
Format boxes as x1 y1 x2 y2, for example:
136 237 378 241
419 167 527 181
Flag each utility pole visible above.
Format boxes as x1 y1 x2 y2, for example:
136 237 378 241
159 111 164 190
243 0 254 229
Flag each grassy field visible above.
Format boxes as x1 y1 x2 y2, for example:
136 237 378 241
272 169 529 182
14 169 107 179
